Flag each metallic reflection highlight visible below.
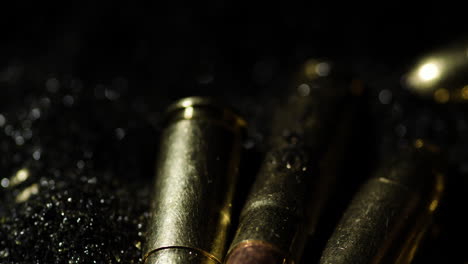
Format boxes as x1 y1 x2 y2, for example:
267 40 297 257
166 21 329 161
404 41 468 103
143 97 246 264
417 62 440 81
15 183 39 203
10 168 30 187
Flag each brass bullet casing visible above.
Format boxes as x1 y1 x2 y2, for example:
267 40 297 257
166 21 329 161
226 60 358 264
143 97 246 264
320 144 444 264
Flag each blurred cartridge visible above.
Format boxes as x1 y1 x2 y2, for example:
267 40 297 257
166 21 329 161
320 142 444 264
226 60 360 264
319 40 461 264
400 40 468 263
143 97 246 264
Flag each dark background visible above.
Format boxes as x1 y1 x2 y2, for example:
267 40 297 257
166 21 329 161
0 2 467 263
2 2 467 95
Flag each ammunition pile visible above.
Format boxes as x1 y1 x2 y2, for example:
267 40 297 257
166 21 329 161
143 41 468 263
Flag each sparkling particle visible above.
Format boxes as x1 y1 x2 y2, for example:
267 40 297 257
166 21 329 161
4 125 13 135
297 83 311 96
114 253 121 262
304 60 318 79
39 97 51 108
0 248 9 258
378 89 392 104
0 114 5 126
134 241 141 249
77 160 85 169
10 169 30 186
315 62 331 76
434 88 450 103
243 139 255 149
414 139 425 149
31 108 41 119
63 95 75 106
1 178 10 188
15 184 39 203
461 85 468 100
46 77 60 93
15 136 25 145
32 149 42 160
115 128 126 140
87 177 97 184
418 62 439 81
105 88 120 101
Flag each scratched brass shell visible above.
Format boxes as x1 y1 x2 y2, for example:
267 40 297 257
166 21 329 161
226 60 359 264
320 146 444 264
143 97 246 264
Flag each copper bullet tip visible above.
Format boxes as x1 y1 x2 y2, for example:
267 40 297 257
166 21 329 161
226 241 288 264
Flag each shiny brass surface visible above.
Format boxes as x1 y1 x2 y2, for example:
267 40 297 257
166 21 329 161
143 97 246 264
320 144 444 264
226 60 358 264
404 41 468 103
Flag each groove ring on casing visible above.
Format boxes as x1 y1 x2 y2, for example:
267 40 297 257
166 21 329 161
143 246 222 264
